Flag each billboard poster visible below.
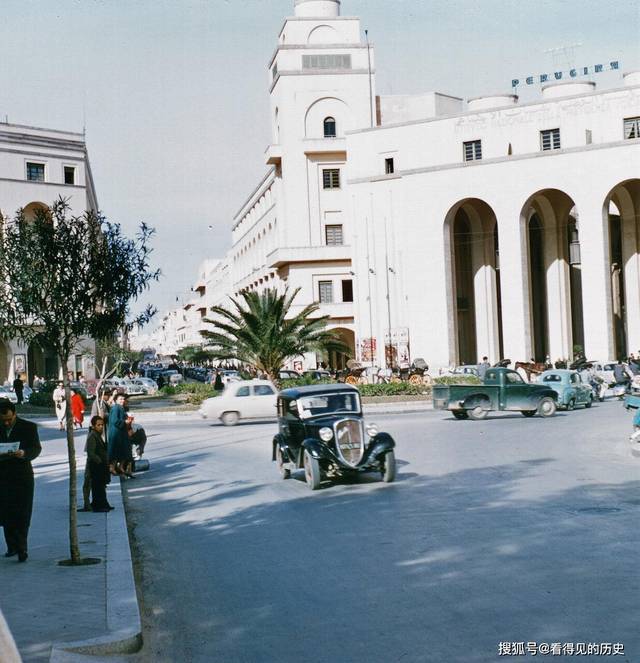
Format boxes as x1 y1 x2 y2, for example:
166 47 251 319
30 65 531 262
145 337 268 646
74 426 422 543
384 328 410 369
360 338 377 363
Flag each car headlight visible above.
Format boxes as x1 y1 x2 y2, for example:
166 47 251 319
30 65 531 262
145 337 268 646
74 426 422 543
319 427 333 442
366 423 379 438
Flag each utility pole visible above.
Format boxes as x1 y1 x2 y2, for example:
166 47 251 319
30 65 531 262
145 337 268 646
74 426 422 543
365 29 374 128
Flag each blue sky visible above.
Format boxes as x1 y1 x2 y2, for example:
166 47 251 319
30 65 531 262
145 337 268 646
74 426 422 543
1 0 638 315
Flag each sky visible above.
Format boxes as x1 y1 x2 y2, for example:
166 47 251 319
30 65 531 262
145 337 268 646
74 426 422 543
1 0 638 318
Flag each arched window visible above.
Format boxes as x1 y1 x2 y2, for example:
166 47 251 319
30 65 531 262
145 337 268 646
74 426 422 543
323 116 337 138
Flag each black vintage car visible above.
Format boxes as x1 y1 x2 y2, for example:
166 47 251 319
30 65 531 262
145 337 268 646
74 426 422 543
272 384 396 490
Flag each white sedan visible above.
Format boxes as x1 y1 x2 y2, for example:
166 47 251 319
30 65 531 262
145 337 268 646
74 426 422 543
199 379 278 426
0 386 18 404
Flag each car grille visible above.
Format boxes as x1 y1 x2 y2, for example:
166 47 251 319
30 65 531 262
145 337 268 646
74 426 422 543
334 418 364 467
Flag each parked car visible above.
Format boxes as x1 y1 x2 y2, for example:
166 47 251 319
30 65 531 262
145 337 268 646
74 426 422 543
199 379 277 425
162 370 183 385
0 386 18 404
303 370 332 381
279 370 301 380
432 367 558 419
536 369 594 410
272 384 396 490
452 365 479 377
130 378 158 395
102 378 143 397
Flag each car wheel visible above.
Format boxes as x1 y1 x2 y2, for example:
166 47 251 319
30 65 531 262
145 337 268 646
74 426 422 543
468 405 488 420
303 450 321 490
537 397 557 418
276 445 290 479
521 410 537 417
381 451 396 483
585 395 593 409
221 411 239 426
566 398 576 411
452 410 469 420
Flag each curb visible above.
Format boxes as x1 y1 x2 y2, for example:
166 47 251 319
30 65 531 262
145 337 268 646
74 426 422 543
49 480 142 661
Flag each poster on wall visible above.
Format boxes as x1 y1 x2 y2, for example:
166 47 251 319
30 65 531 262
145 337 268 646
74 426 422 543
14 354 26 375
360 338 377 363
384 328 410 369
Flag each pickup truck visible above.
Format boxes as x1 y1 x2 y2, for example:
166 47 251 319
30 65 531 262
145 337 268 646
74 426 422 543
432 367 558 420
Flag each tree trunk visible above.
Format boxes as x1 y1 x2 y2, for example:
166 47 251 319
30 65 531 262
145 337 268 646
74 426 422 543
62 361 81 564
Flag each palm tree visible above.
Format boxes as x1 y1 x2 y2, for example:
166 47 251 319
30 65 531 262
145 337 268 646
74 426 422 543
200 287 350 383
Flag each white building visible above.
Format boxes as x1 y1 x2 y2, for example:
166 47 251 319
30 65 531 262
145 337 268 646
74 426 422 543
0 121 100 384
148 0 640 372
348 76 640 369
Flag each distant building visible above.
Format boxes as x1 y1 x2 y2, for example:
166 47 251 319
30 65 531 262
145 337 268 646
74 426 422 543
0 121 100 384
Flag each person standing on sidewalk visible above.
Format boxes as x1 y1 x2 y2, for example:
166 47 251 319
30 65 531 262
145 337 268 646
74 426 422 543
0 400 41 562
53 382 66 430
12 377 24 405
86 416 112 512
81 389 113 510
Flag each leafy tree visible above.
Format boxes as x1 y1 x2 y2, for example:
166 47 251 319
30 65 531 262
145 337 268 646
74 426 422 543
200 287 350 383
176 345 213 365
0 198 159 564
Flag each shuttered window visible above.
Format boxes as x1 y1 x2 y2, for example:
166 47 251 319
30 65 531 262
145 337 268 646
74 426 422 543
624 117 640 139
302 54 351 70
540 128 561 151
325 224 343 245
463 140 482 162
322 169 340 189
318 281 333 303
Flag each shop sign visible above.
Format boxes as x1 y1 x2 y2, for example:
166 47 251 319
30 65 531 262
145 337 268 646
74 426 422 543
512 61 619 88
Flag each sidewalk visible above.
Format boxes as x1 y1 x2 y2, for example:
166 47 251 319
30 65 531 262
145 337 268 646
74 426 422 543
0 427 140 662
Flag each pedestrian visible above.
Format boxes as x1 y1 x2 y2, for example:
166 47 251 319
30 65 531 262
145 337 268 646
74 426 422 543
214 371 224 392
156 374 165 390
477 356 491 380
83 389 112 511
86 416 112 512
613 360 628 386
630 407 640 443
52 381 66 430
107 393 132 477
0 399 41 562
12 376 24 405
70 389 85 429
91 388 112 420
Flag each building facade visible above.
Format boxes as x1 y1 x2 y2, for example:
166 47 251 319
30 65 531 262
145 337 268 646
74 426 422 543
0 122 100 384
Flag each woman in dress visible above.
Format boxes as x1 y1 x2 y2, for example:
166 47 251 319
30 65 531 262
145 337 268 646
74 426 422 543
52 382 66 430
107 393 132 477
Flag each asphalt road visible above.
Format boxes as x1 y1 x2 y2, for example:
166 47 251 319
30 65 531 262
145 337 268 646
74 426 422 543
125 401 639 663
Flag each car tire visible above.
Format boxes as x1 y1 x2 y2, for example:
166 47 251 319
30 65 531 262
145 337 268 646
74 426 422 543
276 445 290 479
585 395 593 409
566 398 576 411
537 397 557 418
468 405 488 420
521 410 537 417
221 411 239 426
452 410 469 420
381 451 396 483
303 450 321 490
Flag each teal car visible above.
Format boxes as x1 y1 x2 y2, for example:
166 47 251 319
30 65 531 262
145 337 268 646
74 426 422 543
537 370 594 410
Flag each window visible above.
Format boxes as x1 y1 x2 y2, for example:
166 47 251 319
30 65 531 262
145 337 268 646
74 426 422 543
235 386 250 397
318 280 333 303
325 224 343 245
254 385 275 396
624 116 640 139
323 117 336 138
322 168 340 189
504 371 524 384
540 128 561 151
26 162 45 182
463 140 482 162
64 166 75 185
342 279 353 302
302 54 351 70
385 157 395 174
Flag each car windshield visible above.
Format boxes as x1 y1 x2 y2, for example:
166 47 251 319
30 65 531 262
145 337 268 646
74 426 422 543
298 392 361 418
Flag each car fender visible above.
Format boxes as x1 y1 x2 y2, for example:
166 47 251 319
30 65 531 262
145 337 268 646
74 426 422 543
301 438 336 463
461 393 492 410
272 434 291 462
362 432 395 463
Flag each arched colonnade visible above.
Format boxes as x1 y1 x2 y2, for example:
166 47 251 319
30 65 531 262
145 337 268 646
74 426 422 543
444 179 640 365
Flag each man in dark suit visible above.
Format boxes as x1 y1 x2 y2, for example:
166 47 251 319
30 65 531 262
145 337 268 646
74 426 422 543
0 399 41 562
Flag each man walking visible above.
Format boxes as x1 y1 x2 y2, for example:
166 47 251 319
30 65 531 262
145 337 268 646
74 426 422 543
12 376 23 405
478 356 491 380
0 400 41 562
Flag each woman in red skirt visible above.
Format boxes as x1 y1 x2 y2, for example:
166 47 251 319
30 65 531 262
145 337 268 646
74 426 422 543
70 389 85 429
